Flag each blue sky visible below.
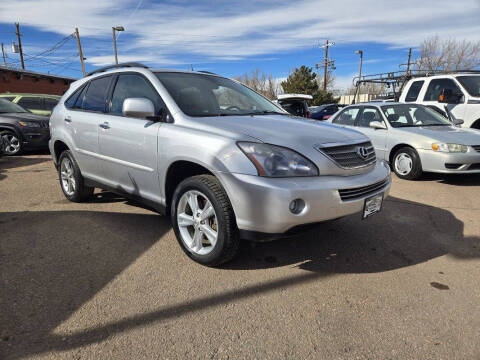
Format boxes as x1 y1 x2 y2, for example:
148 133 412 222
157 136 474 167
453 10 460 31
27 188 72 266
1 0 479 91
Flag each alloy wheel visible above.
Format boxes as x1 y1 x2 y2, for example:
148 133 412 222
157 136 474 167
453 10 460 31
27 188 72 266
177 190 218 255
2 134 21 154
60 157 76 196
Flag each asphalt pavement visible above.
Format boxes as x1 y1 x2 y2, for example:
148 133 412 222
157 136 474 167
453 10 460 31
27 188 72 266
1 154 479 359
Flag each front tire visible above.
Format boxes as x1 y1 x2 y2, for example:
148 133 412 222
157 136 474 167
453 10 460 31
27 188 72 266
1 130 22 155
171 175 239 266
392 147 423 180
58 150 94 202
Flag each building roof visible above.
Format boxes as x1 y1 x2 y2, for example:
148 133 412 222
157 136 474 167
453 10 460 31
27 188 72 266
0 66 76 82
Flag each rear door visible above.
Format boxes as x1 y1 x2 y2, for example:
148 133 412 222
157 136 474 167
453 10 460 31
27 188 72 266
98 73 164 202
354 106 388 160
65 75 113 179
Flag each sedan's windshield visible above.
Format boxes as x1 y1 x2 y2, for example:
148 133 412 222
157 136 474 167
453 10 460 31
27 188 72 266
457 76 480 97
381 104 452 127
0 98 29 114
154 72 284 117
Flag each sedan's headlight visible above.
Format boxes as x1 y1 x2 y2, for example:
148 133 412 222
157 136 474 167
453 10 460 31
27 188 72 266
18 121 41 128
431 143 468 153
238 142 319 177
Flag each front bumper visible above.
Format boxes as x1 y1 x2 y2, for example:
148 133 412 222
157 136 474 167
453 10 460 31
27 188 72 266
418 148 480 173
217 161 391 235
21 128 50 150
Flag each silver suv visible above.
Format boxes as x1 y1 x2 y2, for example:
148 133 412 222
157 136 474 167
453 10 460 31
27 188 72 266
49 63 391 265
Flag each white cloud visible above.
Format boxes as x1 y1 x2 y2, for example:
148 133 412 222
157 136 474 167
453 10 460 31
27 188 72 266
1 0 479 67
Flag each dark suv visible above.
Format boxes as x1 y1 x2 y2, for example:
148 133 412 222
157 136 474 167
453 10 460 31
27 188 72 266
0 98 50 155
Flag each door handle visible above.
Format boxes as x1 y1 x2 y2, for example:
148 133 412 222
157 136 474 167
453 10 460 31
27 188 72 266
64 117 72 123
99 122 110 129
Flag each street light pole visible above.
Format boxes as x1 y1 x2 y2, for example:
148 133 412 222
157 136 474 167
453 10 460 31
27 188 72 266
354 50 363 104
112 26 125 64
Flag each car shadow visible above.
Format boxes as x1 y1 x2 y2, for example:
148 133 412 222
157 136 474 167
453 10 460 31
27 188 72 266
1 197 479 359
416 172 480 186
223 196 479 272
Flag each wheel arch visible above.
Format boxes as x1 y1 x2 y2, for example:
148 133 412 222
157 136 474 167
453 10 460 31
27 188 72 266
164 160 216 215
388 143 417 165
471 118 480 129
53 140 71 164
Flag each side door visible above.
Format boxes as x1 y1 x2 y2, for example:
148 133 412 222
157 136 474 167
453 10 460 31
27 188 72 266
98 73 164 203
422 78 467 124
64 75 113 179
331 106 361 129
353 106 388 160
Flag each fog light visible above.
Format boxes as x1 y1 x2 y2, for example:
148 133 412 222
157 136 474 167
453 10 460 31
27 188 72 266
289 199 305 214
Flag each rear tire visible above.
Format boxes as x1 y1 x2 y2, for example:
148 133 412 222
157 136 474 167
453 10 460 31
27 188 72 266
392 147 422 180
171 175 239 266
58 150 94 202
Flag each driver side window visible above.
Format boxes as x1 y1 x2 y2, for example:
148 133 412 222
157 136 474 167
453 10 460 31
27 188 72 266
333 107 359 126
423 78 462 102
357 107 383 128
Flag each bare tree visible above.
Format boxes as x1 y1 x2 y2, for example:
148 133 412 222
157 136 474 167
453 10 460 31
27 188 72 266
415 35 480 71
233 69 279 100
345 82 386 96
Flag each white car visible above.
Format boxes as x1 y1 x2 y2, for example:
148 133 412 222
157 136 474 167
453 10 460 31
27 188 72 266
399 72 480 129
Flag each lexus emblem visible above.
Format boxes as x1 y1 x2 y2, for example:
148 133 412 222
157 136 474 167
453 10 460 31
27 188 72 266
356 146 368 159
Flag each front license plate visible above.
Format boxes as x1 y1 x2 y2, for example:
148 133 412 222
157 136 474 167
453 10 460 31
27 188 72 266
363 193 383 219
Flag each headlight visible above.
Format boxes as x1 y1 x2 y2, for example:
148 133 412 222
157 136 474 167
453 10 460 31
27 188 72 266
431 143 468 153
18 121 41 128
238 142 319 177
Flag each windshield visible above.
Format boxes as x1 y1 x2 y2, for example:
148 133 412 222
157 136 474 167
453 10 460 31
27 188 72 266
457 76 480 97
154 72 284 117
381 104 452 127
0 98 29 114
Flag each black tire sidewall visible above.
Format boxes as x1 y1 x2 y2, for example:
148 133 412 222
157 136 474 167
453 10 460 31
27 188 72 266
0 130 22 155
393 147 422 180
171 176 234 265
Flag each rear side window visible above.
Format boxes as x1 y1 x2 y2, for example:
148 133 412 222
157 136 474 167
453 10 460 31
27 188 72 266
333 107 360 126
44 98 59 111
423 78 462 102
110 74 164 116
82 76 112 112
17 97 42 109
405 80 424 102
1 96 16 102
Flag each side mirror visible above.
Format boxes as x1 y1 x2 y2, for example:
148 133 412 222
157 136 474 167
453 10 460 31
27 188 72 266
370 121 387 130
438 89 462 104
453 118 464 126
122 98 155 118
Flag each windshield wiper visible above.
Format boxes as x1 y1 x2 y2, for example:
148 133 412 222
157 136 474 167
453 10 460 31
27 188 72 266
242 110 285 116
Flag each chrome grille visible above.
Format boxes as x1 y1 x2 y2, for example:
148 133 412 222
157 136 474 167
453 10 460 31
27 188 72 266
472 145 480 152
317 141 376 169
40 122 49 129
338 178 389 201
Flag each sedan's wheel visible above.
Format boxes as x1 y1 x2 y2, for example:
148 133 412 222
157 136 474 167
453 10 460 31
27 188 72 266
58 150 94 202
172 175 239 266
1 131 22 155
392 147 423 180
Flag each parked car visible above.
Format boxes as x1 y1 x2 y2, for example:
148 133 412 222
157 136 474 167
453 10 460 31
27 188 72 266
275 94 312 117
0 93 60 116
327 102 480 179
0 132 4 157
49 64 391 265
309 104 345 120
0 98 50 155
399 72 480 129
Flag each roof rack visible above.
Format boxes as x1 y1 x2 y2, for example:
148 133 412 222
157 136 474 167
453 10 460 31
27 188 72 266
86 62 149 77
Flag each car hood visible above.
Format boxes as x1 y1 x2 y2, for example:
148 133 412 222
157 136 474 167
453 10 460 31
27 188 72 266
192 114 366 147
399 125 480 145
0 112 49 123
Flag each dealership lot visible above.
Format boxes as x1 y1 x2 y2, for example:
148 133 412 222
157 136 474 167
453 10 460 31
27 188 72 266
1 154 479 359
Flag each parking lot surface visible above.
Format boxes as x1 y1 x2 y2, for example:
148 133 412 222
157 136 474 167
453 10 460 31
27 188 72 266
1 154 479 359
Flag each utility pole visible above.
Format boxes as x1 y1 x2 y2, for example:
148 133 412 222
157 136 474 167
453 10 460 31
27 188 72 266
15 23 25 70
1 43 6 66
406 47 412 76
317 40 335 91
74 28 86 76
112 26 125 65
354 50 363 104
